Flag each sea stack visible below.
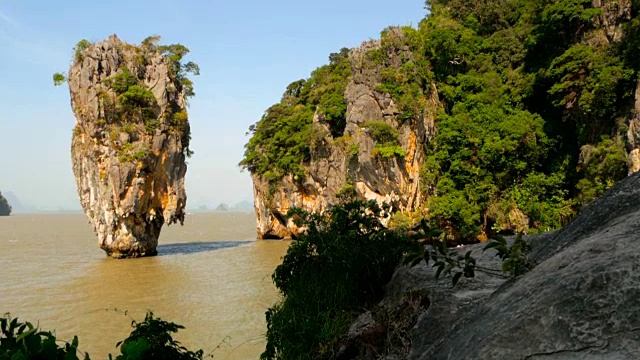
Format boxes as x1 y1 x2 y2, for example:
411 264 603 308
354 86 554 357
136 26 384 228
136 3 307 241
65 35 197 258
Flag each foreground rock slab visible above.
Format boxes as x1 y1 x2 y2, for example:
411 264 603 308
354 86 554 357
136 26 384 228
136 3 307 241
343 171 640 359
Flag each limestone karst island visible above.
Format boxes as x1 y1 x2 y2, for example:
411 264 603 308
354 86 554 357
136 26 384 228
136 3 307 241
55 35 197 258
4 0 640 359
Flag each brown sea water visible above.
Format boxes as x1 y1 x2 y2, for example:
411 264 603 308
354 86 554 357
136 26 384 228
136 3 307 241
0 212 290 359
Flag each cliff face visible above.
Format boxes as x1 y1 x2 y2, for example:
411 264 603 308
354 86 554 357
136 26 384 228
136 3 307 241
67 35 191 258
253 30 438 239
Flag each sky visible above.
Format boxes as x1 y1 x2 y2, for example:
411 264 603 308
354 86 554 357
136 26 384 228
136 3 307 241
0 0 427 211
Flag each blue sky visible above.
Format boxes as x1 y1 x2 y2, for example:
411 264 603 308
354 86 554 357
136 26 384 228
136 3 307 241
0 0 426 211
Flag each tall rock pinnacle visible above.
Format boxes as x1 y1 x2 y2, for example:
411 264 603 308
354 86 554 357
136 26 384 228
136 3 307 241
60 35 198 258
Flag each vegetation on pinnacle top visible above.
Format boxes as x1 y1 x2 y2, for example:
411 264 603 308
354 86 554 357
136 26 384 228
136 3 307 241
53 35 199 160
241 0 640 242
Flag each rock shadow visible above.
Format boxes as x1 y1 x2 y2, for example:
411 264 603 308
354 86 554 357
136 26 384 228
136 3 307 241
156 241 251 256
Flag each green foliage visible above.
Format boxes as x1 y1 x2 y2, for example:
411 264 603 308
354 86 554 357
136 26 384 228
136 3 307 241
388 211 414 231
111 312 205 360
240 48 352 182
411 0 635 239
1 312 208 360
240 103 314 181
262 200 411 360
52 73 67 86
1 315 88 360
0 192 11 216
364 120 406 159
374 27 432 122
373 143 406 159
118 142 150 163
118 85 156 109
363 120 399 143
74 39 92 61
575 137 629 206
484 234 532 277
104 68 139 95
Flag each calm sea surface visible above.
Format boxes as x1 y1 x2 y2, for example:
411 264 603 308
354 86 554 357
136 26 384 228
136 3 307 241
0 212 290 359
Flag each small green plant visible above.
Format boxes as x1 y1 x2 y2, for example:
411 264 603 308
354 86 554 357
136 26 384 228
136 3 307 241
336 179 357 200
122 123 137 135
53 72 67 86
363 120 399 144
372 143 406 159
388 211 413 231
73 39 92 61
110 312 205 360
403 220 478 286
104 68 139 95
172 111 188 127
1 311 212 360
145 118 160 134
483 234 533 277
364 121 405 159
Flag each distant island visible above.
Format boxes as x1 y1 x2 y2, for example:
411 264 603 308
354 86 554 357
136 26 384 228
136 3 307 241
0 191 12 216
187 200 254 213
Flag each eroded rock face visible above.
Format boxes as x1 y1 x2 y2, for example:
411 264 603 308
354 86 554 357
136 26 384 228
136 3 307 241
252 30 438 239
67 35 190 258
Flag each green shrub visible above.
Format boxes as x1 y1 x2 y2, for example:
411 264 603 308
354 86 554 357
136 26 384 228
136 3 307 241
262 199 411 360
1 315 88 360
111 312 205 360
73 39 92 62
104 68 139 95
363 120 399 144
53 72 67 86
363 121 405 159
118 85 156 109
372 143 406 159
1 312 208 360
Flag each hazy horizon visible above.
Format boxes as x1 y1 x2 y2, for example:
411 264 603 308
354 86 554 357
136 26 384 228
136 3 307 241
0 0 426 210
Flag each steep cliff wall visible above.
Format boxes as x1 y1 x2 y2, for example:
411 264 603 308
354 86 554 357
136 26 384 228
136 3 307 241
252 30 438 239
66 35 194 258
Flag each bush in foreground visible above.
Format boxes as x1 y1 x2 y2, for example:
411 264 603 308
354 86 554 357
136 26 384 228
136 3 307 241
261 199 412 360
1 311 207 360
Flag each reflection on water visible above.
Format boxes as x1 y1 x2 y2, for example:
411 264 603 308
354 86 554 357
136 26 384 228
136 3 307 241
157 241 250 256
0 213 289 359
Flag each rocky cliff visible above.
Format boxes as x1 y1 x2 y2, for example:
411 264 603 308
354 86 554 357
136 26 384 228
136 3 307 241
252 29 438 239
65 35 195 258
246 0 640 240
